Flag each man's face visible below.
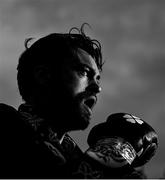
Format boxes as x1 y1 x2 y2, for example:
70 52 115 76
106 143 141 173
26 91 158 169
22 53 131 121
56 48 101 131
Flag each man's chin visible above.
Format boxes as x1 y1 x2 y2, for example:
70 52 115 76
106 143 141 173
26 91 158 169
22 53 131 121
65 105 92 131
79 121 90 130
77 115 91 130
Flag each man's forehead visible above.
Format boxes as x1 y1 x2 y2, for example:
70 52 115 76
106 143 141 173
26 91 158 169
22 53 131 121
76 48 99 72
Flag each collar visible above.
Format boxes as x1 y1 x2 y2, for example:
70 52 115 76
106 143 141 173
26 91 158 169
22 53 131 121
18 103 63 143
18 103 77 156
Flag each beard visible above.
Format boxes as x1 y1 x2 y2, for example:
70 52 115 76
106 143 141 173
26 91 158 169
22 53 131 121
72 101 91 130
64 96 92 131
45 87 93 132
54 92 92 131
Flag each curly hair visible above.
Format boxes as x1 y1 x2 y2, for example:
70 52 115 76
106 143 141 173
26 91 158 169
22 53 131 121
17 23 103 102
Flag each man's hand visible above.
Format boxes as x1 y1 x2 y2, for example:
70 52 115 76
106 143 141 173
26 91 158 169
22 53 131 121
85 113 158 168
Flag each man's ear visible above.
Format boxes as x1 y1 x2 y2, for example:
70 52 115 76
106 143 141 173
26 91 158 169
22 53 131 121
33 65 51 86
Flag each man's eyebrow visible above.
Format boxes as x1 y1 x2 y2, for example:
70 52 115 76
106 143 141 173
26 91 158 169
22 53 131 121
81 63 101 79
81 63 96 74
74 62 100 76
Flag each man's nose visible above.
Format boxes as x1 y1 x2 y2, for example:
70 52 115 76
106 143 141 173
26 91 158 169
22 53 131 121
86 80 102 94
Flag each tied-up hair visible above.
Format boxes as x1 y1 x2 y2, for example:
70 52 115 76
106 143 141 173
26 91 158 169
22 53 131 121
17 23 104 102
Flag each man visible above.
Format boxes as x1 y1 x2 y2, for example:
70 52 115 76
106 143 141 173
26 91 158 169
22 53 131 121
0 24 147 178
0 24 103 178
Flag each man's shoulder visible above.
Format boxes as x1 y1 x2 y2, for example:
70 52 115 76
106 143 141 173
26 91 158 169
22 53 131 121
0 103 54 177
0 103 31 135
0 103 18 117
0 103 38 158
0 103 20 131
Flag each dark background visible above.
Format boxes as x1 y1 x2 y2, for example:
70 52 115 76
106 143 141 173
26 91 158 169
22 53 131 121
0 0 165 178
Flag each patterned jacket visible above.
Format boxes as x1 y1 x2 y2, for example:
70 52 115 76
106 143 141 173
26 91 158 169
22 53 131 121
0 103 144 178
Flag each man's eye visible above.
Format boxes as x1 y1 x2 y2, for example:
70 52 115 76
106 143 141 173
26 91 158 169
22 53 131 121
78 68 89 77
79 70 87 76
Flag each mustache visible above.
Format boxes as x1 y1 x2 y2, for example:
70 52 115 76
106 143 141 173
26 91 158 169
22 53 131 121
76 91 97 102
